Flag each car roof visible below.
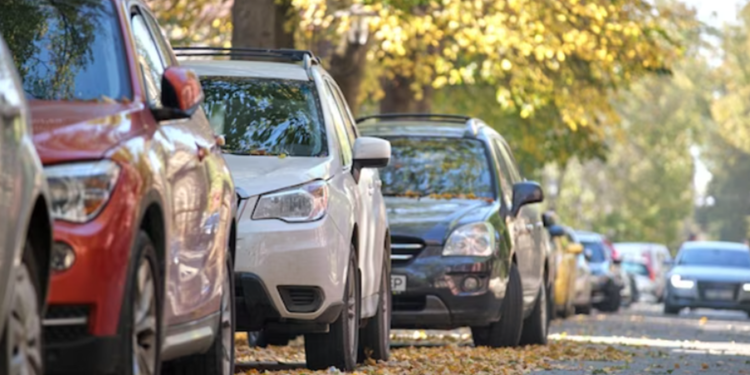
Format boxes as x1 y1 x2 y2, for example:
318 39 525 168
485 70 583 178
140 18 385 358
181 60 310 81
615 242 668 251
358 120 469 138
679 241 749 252
573 230 602 242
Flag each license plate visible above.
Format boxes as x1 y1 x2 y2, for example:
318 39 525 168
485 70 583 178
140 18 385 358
705 289 734 301
391 275 406 293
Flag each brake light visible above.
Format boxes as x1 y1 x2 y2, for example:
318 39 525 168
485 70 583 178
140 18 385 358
643 253 655 281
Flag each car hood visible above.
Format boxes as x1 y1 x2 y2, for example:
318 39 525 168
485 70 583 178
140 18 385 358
30 101 144 164
384 197 495 244
669 266 750 283
224 154 334 197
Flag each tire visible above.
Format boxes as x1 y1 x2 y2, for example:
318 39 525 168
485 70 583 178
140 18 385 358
471 263 523 348
358 255 390 362
596 280 621 313
663 300 680 315
575 302 592 315
118 231 162 375
519 282 550 346
305 248 360 371
629 276 639 304
1 242 43 375
163 253 235 375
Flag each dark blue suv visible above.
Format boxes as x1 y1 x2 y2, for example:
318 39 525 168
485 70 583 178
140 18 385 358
357 114 551 347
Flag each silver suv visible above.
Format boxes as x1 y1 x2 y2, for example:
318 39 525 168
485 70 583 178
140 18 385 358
0 34 53 375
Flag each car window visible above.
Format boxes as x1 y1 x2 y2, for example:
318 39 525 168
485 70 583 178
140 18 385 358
677 248 750 268
622 262 649 276
200 76 327 157
489 138 514 205
581 241 607 263
318 81 352 166
131 12 165 106
379 137 494 200
327 80 358 144
499 140 523 183
0 0 131 101
141 10 175 66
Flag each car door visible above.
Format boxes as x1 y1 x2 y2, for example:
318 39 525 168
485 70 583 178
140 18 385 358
326 79 382 307
130 7 212 324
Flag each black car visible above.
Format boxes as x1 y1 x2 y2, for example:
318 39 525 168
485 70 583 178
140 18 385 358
357 114 551 347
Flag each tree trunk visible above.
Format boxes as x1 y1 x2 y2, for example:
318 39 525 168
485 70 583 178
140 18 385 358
380 75 415 113
231 0 294 50
329 40 369 117
414 83 433 113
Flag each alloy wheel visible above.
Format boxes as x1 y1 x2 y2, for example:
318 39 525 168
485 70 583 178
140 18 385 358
7 263 42 375
132 259 157 375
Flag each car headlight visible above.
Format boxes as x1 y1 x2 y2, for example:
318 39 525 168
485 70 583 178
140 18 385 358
742 283 750 292
45 160 121 223
252 180 328 222
670 274 695 289
442 222 495 257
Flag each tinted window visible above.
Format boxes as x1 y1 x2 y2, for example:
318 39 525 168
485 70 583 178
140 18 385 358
201 76 327 157
131 13 165 105
489 138 513 206
677 248 750 268
581 241 607 263
320 81 351 164
0 0 130 101
379 137 494 199
622 262 649 276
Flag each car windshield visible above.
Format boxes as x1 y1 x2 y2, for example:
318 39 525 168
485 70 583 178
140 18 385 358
581 241 607 263
0 0 131 101
622 262 649 276
677 248 750 268
378 137 494 200
201 76 327 157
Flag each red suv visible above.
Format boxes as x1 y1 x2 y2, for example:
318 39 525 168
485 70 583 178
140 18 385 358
1 1 237 375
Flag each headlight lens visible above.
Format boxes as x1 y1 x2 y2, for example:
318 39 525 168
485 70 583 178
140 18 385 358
742 283 750 292
45 160 121 223
442 222 495 257
252 180 328 222
670 274 695 289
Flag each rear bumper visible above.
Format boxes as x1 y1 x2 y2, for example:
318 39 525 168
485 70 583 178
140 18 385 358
390 253 506 330
45 336 121 375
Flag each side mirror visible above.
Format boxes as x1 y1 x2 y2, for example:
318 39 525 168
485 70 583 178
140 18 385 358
547 224 565 238
565 243 584 254
511 181 544 216
352 137 391 182
542 211 556 227
152 66 204 121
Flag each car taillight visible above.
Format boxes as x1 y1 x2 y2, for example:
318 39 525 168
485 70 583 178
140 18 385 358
643 253 655 281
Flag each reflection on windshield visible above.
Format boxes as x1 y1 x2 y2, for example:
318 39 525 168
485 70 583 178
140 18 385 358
201 76 327 157
622 262 649 276
581 241 607 263
677 249 750 268
0 0 131 101
379 137 494 200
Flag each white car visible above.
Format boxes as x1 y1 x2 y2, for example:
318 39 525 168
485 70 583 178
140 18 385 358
614 242 672 301
178 48 392 371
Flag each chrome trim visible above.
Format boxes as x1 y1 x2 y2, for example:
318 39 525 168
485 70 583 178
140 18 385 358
391 254 414 260
161 311 220 361
42 317 88 326
391 243 423 250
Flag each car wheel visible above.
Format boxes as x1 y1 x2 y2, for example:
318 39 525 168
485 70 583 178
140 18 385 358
471 263 523 348
663 299 680 315
519 282 550 345
163 253 235 375
305 247 360 371
359 254 391 362
596 280 621 313
0 242 43 375
120 231 161 375
575 302 592 315
629 276 639 304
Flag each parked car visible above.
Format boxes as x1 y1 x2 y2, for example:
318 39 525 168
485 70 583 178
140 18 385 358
547 223 586 318
621 259 655 302
614 242 671 301
178 47 393 370
664 241 750 316
1 2 238 375
0 34 53 375
604 239 637 308
358 113 550 348
575 231 625 312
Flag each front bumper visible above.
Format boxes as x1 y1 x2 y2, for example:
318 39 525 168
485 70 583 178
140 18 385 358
43 166 140 374
667 282 750 311
390 249 506 330
234 204 350 321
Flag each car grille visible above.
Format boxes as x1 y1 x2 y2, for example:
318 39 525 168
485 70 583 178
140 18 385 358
390 235 426 265
393 295 426 311
697 281 739 301
277 286 323 313
43 305 90 344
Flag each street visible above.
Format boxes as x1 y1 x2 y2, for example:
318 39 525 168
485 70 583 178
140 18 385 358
235 303 750 374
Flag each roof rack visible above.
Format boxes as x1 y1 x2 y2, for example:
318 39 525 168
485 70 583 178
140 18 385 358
355 113 472 124
355 113 483 138
173 47 320 80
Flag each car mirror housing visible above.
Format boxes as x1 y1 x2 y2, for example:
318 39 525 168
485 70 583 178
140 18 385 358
566 243 584 254
152 66 204 121
352 137 391 182
510 181 544 216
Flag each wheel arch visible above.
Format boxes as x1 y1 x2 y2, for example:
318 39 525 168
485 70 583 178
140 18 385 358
27 195 52 305
137 191 167 281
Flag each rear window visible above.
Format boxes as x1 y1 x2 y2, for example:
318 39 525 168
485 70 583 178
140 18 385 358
677 248 750 268
201 76 327 157
622 262 649 276
0 0 131 101
379 137 494 199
